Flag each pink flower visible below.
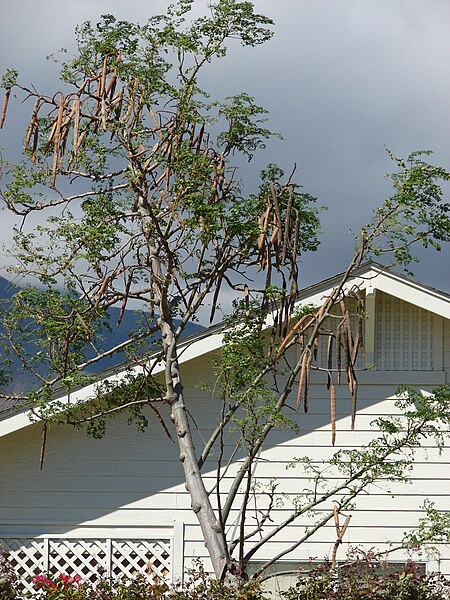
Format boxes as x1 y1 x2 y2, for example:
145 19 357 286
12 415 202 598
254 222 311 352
33 574 57 589
58 572 82 588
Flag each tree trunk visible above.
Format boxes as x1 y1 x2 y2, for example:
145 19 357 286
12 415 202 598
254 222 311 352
160 318 231 579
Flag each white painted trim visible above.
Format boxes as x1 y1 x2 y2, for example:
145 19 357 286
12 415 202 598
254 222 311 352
172 521 185 582
0 411 34 437
308 370 445 385
0 521 175 530
364 286 376 366
295 265 450 319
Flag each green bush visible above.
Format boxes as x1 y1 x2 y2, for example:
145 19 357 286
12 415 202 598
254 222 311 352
282 551 450 600
11 560 263 599
1 548 449 600
0 548 19 599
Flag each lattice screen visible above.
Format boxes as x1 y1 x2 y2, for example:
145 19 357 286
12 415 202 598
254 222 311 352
375 293 435 371
0 537 171 594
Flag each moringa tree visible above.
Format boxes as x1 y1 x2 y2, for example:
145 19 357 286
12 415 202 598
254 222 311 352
1 0 449 583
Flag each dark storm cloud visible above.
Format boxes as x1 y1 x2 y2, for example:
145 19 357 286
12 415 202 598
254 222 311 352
1 0 449 290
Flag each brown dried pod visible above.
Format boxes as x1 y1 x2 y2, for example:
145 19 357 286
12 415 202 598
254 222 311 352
24 98 40 152
0 87 11 129
296 350 309 411
51 94 65 186
328 372 336 445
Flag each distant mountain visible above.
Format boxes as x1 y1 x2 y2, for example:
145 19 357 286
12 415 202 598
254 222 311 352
0 276 203 396
0 276 20 299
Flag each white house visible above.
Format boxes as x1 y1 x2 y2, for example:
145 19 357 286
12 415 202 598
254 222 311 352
0 263 449 593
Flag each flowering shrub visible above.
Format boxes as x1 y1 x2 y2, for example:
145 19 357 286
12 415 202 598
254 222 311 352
30 572 89 599
25 572 169 599
22 565 262 599
282 551 450 600
0 551 448 600
0 547 19 599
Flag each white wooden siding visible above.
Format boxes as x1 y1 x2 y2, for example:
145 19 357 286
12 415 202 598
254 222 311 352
0 294 449 581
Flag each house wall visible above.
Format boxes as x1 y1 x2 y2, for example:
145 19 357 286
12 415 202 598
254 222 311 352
0 293 449 584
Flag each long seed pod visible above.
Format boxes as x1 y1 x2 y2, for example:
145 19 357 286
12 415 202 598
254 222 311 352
274 313 314 361
24 98 40 152
347 366 353 395
45 120 58 153
313 335 319 362
351 326 360 367
51 94 65 186
58 96 73 167
94 77 102 116
194 123 205 153
354 301 365 360
0 87 11 129
296 351 309 410
341 324 351 379
209 273 223 323
304 354 311 413
132 88 145 127
39 421 48 470
100 56 108 97
281 187 293 264
336 327 342 386
116 274 133 329
277 293 285 337
106 72 117 99
329 372 336 446
100 57 108 130
340 300 353 359
290 209 300 279
327 334 333 387
351 376 358 430
149 105 163 139
31 124 39 163
72 95 80 155
113 87 124 122
59 124 70 169
101 96 107 130
76 127 88 150
123 91 135 124
244 284 250 318
270 183 282 247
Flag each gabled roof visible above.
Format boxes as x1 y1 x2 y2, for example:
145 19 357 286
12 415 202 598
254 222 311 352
1 262 449 439
297 262 450 319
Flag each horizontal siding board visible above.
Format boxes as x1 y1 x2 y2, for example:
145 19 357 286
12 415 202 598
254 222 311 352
4 490 446 513
1 290 449 579
1 469 448 495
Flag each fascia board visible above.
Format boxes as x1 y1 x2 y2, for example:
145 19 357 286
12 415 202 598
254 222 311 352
367 270 450 319
294 266 450 319
0 332 226 439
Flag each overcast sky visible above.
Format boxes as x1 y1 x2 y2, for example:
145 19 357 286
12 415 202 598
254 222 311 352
0 0 449 294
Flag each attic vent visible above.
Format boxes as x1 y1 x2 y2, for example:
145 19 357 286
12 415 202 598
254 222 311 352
375 293 435 371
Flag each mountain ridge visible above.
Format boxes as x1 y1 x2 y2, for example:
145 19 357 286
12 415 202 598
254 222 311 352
0 275 203 397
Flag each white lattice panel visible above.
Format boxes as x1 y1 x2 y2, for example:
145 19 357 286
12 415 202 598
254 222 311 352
0 536 172 593
375 293 435 371
0 538 46 593
112 539 171 582
49 539 109 581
